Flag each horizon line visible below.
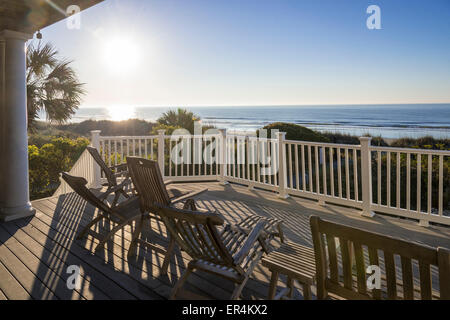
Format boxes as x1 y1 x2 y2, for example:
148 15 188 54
79 102 450 109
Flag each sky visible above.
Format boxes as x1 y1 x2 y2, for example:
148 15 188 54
37 0 450 107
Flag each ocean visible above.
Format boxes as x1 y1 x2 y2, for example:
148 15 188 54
67 104 450 139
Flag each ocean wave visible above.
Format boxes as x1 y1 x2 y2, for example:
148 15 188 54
69 104 450 138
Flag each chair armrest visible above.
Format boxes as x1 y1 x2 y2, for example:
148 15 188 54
223 224 269 247
164 180 174 185
116 176 132 187
155 204 224 225
109 163 128 172
170 188 208 204
98 177 132 199
233 220 267 266
113 171 129 178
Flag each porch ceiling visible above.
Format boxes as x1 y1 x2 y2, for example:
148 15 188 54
0 0 104 33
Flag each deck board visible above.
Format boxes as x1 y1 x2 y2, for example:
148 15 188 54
0 232 63 300
0 253 32 300
0 224 76 300
1 222 112 299
0 288 7 300
0 181 448 300
26 202 163 300
39 192 258 299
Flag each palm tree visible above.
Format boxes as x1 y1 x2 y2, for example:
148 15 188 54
26 42 85 130
157 108 200 133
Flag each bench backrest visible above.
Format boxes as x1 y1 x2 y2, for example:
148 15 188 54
310 215 450 300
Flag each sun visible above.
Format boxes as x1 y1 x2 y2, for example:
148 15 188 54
101 36 140 74
108 105 136 121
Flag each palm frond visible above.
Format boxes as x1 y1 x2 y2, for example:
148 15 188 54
26 42 85 130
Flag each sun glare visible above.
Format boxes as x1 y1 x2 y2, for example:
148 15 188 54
102 36 140 74
107 105 136 121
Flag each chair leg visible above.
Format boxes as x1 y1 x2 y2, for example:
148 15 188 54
277 223 285 243
77 216 104 240
95 216 139 252
170 264 194 300
287 277 294 298
268 271 279 299
111 191 121 207
302 283 312 300
127 216 144 258
99 187 113 201
119 188 130 199
231 277 250 300
161 235 176 275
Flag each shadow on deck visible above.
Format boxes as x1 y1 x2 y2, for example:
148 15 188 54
0 182 449 300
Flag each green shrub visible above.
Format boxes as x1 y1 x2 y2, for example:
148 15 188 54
28 137 90 199
391 136 450 150
258 122 330 142
56 119 156 136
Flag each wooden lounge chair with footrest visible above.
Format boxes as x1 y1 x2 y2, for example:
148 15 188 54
126 157 285 269
156 204 270 299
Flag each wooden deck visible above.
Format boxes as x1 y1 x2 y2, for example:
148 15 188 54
0 182 449 300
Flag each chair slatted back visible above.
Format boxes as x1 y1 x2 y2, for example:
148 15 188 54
126 157 171 211
310 216 450 300
61 172 112 215
157 205 236 268
87 146 117 186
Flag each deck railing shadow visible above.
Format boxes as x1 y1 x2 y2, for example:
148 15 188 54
26 192 104 299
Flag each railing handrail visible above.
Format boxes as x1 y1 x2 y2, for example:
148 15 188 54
99 135 159 140
370 145 450 155
164 134 220 139
285 139 362 149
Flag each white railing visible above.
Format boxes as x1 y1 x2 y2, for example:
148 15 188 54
56 129 450 226
283 139 363 208
369 145 450 226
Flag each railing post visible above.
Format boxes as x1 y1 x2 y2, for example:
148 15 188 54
246 136 255 190
276 132 289 199
90 130 102 188
219 129 229 185
158 130 166 177
360 137 375 217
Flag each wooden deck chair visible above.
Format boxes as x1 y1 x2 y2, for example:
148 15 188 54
156 205 270 300
61 172 164 257
126 157 284 254
86 146 132 206
125 156 209 273
126 156 208 211
310 215 450 300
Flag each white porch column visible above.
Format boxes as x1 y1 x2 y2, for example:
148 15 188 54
0 30 35 222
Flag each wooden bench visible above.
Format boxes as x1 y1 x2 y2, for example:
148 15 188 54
262 241 316 300
310 215 450 300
